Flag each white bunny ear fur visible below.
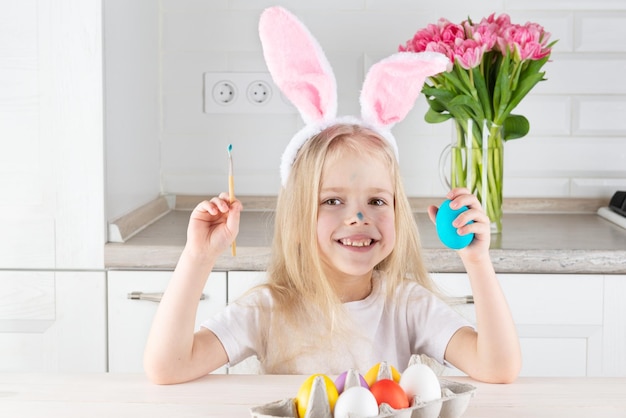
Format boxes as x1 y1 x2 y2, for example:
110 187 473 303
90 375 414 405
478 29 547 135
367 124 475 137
259 6 450 186
360 51 451 130
259 6 337 125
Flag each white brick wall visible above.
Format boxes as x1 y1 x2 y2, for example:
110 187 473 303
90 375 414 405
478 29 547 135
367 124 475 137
156 0 626 198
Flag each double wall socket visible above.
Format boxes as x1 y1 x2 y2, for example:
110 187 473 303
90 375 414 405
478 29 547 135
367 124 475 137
203 72 295 114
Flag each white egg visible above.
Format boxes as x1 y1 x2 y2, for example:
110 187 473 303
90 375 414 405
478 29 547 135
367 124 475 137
399 364 442 403
333 386 379 418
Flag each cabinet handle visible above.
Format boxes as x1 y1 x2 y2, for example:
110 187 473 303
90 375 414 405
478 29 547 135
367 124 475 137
449 295 474 304
127 291 207 303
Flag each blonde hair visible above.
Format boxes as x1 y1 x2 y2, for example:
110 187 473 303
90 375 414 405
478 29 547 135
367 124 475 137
258 124 437 373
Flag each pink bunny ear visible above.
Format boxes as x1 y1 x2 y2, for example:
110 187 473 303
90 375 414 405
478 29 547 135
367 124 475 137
360 52 450 129
259 6 337 124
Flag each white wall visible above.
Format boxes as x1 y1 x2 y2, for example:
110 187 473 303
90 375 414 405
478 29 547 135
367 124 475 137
104 0 161 221
119 0 626 203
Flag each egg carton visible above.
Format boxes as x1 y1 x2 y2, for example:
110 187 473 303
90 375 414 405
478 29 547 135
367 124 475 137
250 357 476 418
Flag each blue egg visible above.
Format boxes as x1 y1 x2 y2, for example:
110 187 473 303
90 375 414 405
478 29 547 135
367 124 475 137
436 199 474 250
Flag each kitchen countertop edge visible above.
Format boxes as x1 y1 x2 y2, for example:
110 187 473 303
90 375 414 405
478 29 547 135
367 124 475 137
105 245 626 274
105 195 626 274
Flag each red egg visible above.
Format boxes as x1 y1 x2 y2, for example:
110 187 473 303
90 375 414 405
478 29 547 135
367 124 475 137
369 379 409 410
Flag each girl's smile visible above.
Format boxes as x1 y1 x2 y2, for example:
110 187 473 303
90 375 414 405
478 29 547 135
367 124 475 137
337 235 374 248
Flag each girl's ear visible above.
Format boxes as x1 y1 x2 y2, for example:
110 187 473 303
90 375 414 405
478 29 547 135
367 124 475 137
360 52 450 129
259 6 338 124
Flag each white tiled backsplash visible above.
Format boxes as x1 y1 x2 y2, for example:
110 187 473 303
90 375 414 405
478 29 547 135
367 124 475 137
105 0 626 219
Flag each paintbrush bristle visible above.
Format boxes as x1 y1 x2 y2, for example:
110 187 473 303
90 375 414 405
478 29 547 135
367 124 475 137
227 144 233 176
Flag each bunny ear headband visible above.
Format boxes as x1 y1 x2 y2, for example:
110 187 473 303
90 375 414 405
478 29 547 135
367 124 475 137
259 6 450 185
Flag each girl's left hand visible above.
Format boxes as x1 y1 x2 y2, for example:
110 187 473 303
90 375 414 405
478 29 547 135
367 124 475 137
428 188 491 261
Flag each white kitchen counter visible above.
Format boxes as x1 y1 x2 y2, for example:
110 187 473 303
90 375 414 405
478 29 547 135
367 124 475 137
104 196 626 273
1 373 625 417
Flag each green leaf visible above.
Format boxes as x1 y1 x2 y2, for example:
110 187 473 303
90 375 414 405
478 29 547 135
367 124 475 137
502 114 530 140
503 55 551 115
423 86 457 102
472 66 492 121
426 98 447 113
440 70 472 96
504 71 545 115
424 107 452 123
523 54 551 75
482 51 501 93
422 87 459 120
448 95 484 122
493 50 513 120
422 89 454 121
453 63 475 96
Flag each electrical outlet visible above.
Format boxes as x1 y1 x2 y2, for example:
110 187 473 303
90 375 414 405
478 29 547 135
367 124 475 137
203 72 295 114
212 81 237 105
247 80 272 105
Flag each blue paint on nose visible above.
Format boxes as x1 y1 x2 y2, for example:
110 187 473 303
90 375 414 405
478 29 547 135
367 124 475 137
357 212 364 221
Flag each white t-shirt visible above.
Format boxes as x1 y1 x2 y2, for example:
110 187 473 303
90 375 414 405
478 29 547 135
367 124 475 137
201 272 471 374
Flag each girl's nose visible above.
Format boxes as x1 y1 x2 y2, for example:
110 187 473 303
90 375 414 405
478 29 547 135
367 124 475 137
348 211 367 225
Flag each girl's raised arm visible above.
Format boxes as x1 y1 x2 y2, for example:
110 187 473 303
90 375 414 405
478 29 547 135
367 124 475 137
430 189 522 383
143 194 241 384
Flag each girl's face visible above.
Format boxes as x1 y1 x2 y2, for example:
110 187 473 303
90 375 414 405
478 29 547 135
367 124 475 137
317 149 396 282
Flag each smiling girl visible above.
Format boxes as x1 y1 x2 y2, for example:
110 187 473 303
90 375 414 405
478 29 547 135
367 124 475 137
144 124 521 384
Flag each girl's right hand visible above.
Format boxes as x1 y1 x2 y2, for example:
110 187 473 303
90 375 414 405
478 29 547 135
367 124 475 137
184 193 242 260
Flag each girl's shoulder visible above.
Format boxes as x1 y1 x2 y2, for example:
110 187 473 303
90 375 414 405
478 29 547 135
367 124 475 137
231 284 274 308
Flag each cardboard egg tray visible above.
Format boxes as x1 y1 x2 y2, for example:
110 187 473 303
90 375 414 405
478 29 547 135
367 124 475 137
250 357 476 418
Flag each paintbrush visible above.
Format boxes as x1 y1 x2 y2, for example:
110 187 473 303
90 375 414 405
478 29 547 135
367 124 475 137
228 144 236 256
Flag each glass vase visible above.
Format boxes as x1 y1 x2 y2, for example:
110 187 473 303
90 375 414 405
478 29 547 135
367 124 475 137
439 119 504 233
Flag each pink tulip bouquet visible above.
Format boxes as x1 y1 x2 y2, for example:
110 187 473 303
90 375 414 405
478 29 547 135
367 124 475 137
399 14 556 231
400 13 555 138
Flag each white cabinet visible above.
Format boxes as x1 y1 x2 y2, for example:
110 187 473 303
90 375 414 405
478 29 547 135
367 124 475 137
0 271 106 372
602 275 626 377
0 0 106 373
107 270 227 373
433 273 605 377
0 0 105 271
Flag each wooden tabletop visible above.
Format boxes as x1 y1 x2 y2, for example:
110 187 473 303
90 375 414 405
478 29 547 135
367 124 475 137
1 373 626 417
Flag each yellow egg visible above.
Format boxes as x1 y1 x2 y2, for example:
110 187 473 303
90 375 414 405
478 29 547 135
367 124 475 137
364 362 401 387
295 374 339 418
